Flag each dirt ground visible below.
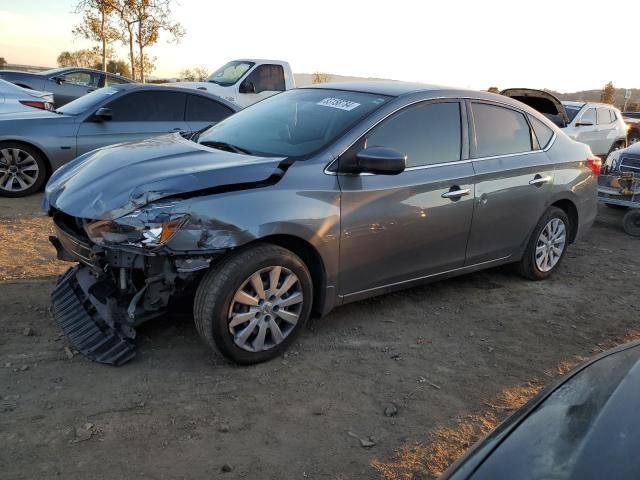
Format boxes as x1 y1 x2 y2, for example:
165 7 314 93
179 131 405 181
0 194 638 480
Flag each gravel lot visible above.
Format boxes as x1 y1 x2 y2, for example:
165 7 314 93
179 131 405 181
1 194 638 479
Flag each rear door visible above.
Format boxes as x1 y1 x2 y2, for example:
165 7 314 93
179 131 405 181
184 93 236 131
466 101 554 264
338 100 475 297
76 90 189 155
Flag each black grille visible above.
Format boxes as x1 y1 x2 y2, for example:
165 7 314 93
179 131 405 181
51 267 136 366
620 154 640 173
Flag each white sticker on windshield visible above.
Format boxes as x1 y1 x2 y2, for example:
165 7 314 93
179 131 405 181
317 98 361 111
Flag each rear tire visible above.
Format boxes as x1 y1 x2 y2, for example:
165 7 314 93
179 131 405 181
622 210 640 237
0 142 47 197
516 207 570 281
194 243 313 364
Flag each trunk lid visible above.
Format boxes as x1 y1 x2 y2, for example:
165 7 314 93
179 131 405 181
501 88 570 127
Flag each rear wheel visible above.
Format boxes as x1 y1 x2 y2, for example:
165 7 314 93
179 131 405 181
0 142 47 197
516 207 570 280
194 243 313 364
622 210 640 237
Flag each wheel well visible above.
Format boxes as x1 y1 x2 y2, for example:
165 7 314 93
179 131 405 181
0 140 52 179
551 199 578 243
258 235 326 316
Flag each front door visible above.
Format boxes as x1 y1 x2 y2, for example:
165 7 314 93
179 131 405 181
466 101 554 264
568 107 601 155
338 100 475 297
76 90 189 155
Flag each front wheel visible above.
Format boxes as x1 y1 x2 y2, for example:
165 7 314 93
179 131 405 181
623 210 640 237
516 207 570 280
194 243 313 364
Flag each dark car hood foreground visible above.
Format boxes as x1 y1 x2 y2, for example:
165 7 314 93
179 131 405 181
442 340 640 480
44 134 285 220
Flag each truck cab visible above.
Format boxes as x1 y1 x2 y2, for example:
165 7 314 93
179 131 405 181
174 59 294 108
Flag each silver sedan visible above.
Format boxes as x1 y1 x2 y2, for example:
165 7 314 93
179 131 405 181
0 79 53 114
0 84 238 197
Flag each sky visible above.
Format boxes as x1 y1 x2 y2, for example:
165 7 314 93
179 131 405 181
0 0 638 92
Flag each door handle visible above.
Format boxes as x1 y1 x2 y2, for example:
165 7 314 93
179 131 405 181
529 175 552 186
441 188 471 199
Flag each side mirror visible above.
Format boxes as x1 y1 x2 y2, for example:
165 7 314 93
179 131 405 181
92 107 112 122
52 76 65 85
576 119 594 127
239 81 255 94
344 147 406 175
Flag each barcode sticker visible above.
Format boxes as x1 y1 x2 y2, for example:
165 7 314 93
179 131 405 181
317 98 361 111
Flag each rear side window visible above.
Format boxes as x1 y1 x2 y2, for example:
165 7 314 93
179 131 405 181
105 91 186 121
106 75 130 86
598 107 613 125
472 103 532 157
528 115 554 149
365 101 461 168
185 94 234 123
581 108 596 124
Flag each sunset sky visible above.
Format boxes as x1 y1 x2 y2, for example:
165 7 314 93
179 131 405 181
1 0 637 92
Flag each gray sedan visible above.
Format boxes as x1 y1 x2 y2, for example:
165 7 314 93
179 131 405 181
0 67 136 107
0 84 238 196
44 82 600 365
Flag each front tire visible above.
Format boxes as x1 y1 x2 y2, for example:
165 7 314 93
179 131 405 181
622 210 640 237
194 243 313 364
0 142 47 197
516 207 570 280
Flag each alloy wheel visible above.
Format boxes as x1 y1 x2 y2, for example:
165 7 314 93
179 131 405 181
227 266 304 352
535 218 567 272
0 148 40 193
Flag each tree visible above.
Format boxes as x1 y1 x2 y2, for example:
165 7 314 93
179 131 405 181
600 81 616 105
312 72 332 84
626 102 640 112
0 57 6 69
179 66 209 81
134 53 156 80
487 86 500 93
92 59 131 77
73 0 119 72
57 48 102 68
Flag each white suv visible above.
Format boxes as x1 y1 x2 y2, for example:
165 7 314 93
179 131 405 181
501 90 628 157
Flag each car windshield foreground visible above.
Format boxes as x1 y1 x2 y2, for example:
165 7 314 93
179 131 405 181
197 89 391 157
43 82 599 366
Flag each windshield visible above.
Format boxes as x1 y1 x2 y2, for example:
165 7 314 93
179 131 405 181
207 61 254 86
563 105 582 123
56 87 119 115
198 89 391 158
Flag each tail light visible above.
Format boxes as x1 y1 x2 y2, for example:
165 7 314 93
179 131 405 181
587 156 601 176
20 100 47 110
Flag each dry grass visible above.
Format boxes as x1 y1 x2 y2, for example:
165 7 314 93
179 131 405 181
373 330 640 480
0 216 69 281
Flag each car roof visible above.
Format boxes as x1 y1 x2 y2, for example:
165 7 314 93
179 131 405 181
106 84 240 111
301 80 452 97
41 66 134 77
563 100 620 110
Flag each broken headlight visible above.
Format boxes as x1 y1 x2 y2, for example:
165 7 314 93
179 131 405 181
84 211 189 247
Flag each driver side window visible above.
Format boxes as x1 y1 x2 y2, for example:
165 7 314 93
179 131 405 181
61 71 100 88
241 65 286 94
580 108 596 124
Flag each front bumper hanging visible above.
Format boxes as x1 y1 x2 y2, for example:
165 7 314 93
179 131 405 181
51 266 136 366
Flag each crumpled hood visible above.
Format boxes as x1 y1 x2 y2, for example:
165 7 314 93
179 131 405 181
43 133 285 220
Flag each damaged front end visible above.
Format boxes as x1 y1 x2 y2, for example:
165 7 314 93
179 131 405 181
49 207 224 365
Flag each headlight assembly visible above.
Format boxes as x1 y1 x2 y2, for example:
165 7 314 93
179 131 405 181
84 210 189 248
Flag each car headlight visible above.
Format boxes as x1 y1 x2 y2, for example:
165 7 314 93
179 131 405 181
84 210 189 247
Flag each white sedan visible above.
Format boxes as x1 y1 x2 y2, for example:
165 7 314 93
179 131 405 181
0 79 54 114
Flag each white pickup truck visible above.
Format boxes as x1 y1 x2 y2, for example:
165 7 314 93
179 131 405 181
175 59 295 108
